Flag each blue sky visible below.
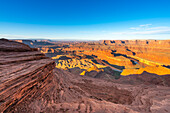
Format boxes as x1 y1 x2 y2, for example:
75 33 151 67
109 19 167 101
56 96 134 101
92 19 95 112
0 0 170 40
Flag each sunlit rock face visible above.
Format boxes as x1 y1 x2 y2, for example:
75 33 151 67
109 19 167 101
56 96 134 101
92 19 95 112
101 40 170 75
14 39 170 77
56 40 170 76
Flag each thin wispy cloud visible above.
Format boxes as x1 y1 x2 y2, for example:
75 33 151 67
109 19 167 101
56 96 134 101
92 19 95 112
129 27 141 30
0 34 48 39
130 24 152 30
139 24 152 27
0 34 97 40
112 24 170 35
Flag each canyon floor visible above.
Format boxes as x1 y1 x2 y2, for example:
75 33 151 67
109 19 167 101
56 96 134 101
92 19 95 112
0 39 170 113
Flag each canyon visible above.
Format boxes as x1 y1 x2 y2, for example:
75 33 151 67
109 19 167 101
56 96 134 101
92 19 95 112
18 39 170 77
0 39 170 113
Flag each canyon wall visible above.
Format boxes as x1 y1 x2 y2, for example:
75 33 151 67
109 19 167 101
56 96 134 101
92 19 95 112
101 40 170 47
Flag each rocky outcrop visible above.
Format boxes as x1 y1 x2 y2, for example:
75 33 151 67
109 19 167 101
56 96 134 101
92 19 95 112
0 39 55 112
0 39 37 52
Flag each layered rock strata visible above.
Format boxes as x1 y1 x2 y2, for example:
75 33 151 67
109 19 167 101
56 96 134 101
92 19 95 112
0 39 55 112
